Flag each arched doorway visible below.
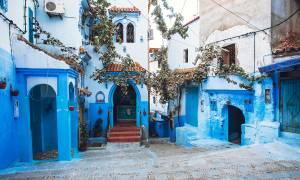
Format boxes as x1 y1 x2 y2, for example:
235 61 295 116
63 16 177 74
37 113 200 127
113 85 136 126
227 105 245 144
29 84 58 160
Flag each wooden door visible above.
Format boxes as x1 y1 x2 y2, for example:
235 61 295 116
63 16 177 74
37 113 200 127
280 79 300 133
185 87 199 127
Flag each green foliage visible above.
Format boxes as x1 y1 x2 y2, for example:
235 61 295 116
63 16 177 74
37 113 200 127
33 18 79 61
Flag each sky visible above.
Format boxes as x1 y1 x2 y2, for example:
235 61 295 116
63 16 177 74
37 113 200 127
149 0 199 48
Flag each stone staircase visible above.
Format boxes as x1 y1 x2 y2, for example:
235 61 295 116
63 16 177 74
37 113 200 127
107 121 140 143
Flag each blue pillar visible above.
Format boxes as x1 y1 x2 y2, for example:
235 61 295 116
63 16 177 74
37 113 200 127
57 74 72 161
71 98 79 156
17 74 33 162
273 71 279 122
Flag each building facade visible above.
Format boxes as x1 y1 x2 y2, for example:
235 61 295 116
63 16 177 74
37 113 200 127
169 0 299 146
83 0 150 139
0 0 87 170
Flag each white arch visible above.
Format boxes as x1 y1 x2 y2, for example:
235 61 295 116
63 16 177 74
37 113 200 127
27 76 57 95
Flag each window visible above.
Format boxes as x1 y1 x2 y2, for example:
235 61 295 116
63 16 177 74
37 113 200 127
28 8 34 43
184 48 188 63
0 0 8 12
221 44 236 66
153 96 156 104
126 23 134 43
116 23 123 43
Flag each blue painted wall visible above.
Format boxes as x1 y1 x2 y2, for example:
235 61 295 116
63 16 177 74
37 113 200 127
87 82 149 137
185 87 199 127
0 48 18 169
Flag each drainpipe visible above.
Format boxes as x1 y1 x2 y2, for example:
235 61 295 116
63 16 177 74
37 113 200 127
253 32 256 75
23 0 27 34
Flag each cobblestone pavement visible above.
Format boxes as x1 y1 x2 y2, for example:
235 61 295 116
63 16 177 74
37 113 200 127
1 139 300 180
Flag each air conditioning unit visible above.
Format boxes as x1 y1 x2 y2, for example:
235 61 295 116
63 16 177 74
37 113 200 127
44 0 65 15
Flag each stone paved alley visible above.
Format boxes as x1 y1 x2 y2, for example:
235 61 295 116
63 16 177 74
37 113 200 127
1 139 300 179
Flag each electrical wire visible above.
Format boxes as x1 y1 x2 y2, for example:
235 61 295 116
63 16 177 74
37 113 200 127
208 6 300 45
209 0 269 36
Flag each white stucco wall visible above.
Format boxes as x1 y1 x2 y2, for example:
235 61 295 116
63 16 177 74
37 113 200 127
12 36 71 70
0 0 35 52
35 0 83 49
109 0 149 69
168 18 200 70
199 0 273 73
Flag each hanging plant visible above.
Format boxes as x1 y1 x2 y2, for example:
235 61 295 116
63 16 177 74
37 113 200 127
0 78 7 89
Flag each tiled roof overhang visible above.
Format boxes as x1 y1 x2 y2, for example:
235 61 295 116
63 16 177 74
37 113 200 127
106 63 146 72
109 6 141 14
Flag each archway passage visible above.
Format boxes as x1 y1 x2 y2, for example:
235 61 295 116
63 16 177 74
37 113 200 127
108 85 140 142
30 84 58 160
113 85 136 126
228 105 245 144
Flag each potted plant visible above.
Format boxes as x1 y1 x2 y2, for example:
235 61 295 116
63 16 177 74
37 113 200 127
11 88 19 96
79 119 89 151
69 105 75 111
0 78 7 89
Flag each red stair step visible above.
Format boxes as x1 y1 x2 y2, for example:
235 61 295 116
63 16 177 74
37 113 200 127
108 131 140 137
109 127 139 132
108 136 140 142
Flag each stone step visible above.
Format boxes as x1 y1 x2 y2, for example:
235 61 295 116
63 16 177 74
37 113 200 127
109 127 140 132
108 131 140 137
107 136 140 142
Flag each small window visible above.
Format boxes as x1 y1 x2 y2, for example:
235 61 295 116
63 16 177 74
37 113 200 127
0 0 8 12
126 23 134 43
221 44 235 66
28 8 34 43
184 49 188 63
116 23 123 43
153 96 156 104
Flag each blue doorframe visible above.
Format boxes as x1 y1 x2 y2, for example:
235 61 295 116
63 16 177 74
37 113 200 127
16 68 78 162
108 81 141 128
185 87 199 127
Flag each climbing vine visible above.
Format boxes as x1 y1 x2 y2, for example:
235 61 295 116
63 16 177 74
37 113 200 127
89 0 146 93
33 18 80 61
149 0 267 106
88 0 267 106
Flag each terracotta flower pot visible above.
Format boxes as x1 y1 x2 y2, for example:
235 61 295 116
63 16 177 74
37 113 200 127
79 47 86 54
69 106 75 111
0 82 7 89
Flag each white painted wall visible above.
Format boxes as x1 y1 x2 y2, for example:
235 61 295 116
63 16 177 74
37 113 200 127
12 36 71 70
109 0 149 69
168 18 200 70
35 0 83 48
199 0 273 73
27 76 58 95
0 0 35 52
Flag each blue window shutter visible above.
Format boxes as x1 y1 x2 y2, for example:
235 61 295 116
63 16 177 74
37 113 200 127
28 8 34 43
0 0 8 12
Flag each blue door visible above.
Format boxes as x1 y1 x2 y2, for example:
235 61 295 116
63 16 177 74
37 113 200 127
280 79 300 133
185 87 199 127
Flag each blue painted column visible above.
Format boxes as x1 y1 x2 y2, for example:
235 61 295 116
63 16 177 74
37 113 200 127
273 71 280 122
17 73 33 162
71 94 79 156
56 74 72 161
